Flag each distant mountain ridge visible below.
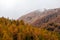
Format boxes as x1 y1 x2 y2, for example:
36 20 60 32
18 8 60 26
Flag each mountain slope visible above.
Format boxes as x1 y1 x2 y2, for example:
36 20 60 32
18 10 41 24
18 8 60 26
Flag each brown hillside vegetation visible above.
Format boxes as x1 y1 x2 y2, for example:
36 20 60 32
18 8 60 26
0 17 60 40
40 15 60 32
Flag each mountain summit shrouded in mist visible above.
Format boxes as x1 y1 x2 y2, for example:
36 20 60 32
18 8 60 26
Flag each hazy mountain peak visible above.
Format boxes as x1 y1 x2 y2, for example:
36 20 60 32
18 8 60 26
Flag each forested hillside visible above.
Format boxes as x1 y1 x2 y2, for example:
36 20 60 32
0 17 60 40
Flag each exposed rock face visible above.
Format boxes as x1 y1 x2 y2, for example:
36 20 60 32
18 8 60 26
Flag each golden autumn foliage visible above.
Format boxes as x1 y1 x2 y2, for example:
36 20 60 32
0 17 60 40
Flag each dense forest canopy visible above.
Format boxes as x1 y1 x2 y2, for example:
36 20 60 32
0 17 60 40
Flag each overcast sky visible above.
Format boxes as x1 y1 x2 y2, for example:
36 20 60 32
0 0 60 19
